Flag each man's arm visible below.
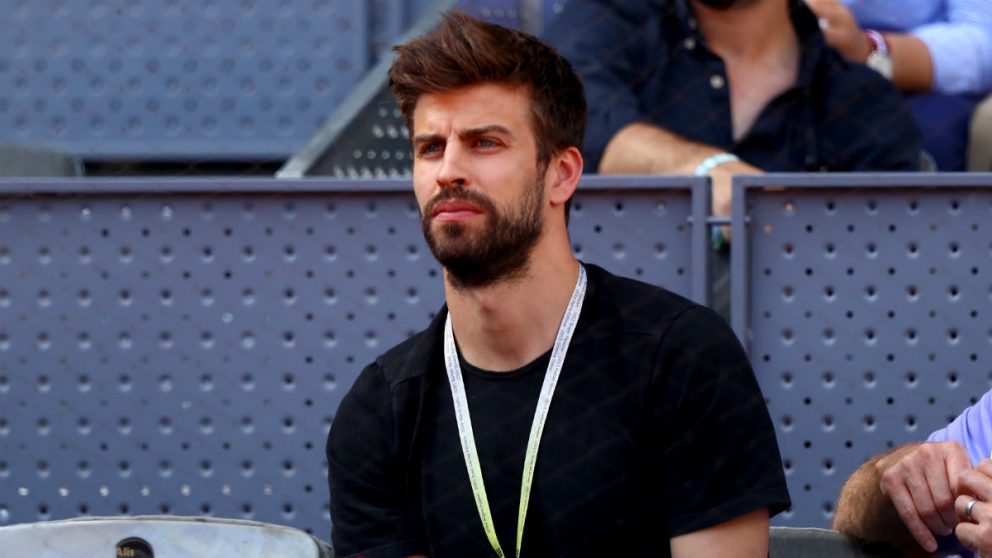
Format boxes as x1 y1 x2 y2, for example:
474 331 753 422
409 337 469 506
670 508 769 557
327 363 428 558
806 0 992 94
600 123 762 221
832 441 970 555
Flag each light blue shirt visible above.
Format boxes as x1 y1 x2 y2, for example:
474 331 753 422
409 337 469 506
928 388 992 466
842 0 992 94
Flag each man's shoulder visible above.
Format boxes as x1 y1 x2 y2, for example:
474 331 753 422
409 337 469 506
585 263 717 337
369 310 445 386
813 47 906 111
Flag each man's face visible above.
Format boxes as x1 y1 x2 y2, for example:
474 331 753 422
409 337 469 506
411 83 548 288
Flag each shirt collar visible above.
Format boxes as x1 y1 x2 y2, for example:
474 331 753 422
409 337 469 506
671 0 828 88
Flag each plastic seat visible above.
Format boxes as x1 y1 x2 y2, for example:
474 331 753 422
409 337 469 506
0 515 333 558
0 143 83 176
769 527 899 558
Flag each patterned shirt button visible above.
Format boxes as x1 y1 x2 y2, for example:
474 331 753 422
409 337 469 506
683 37 696 50
710 74 725 89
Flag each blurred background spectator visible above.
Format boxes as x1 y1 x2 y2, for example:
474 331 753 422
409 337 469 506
806 0 992 171
544 0 922 316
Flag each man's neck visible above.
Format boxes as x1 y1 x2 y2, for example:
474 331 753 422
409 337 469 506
444 236 580 372
694 0 800 140
694 0 795 62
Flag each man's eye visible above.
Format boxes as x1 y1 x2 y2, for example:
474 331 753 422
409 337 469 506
477 138 499 148
420 143 442 155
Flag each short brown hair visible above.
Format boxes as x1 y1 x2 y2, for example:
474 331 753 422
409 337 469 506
389 11 586 166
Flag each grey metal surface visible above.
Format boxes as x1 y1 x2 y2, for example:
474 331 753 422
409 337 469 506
769 527 898 558
733 173 992 529
276 0 455 180
0 144 83 177
0 176 703 534
0 0 367 160
0 515 332 557
278 0 552 180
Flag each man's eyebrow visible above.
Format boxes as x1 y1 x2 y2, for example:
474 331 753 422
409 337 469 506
412 133 445 146
460 125 513 139
412 125 513 146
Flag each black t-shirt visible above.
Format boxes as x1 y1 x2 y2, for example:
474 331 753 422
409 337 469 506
327 263 791 558
422 351 551 556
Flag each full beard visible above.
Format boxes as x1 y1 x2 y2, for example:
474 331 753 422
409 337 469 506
421 178 544 290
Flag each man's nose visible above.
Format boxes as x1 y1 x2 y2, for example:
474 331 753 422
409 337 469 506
436 142 468 189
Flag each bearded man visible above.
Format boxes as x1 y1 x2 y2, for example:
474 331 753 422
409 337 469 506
326 12 790 558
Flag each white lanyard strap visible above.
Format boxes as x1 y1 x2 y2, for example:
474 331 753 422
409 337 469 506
443 264 587 558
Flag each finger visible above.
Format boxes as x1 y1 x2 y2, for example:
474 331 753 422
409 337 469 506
819 27 845 47
884 473 939 552
956 521 982 552
904 459 954 536
977 459 992 480
960 468 992 503
805 0 843 20
945 444 972 493
924 453 961 531
957 494 982 523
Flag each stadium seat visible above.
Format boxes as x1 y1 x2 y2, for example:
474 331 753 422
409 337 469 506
769 526 899 557
0 143 83 177
0 515 333 558
968 94 992 171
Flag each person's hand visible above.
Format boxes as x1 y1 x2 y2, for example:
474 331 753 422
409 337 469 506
876 441 971 553
955 460 992 557
803 0 871 63
708 160 761 242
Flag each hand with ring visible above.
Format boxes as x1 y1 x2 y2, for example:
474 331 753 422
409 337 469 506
955 460 992 557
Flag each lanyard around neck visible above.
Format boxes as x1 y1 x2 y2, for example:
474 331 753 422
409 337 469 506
443 264 587 558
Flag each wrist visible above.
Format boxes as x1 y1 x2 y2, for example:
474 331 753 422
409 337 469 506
864 29 893 79
693 152 739 176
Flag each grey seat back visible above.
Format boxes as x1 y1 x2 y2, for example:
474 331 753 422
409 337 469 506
769 527 898 558
0 515 333 558
0 144 83 177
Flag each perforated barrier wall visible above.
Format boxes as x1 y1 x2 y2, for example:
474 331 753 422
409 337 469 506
0 0 558 163
0 176 705 535
732 173 992 528
0 0 371 160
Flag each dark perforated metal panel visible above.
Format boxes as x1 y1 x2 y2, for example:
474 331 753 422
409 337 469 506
0 176 704 533
732 173 992 529
301 86 413 179
281 0 541 180
0 1 367 160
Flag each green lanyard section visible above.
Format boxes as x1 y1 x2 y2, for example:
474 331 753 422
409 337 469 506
443 264 587 558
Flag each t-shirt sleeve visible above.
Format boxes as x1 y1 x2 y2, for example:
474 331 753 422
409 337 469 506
651 306 791 537
927 388 992 466
326 363 427 558
543 0 652 172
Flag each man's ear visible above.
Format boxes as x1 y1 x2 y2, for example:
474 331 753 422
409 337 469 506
547 146 583 208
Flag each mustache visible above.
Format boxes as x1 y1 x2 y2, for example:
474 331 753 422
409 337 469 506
423 188 497 218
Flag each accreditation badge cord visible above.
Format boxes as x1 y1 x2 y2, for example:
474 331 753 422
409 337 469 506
443 264 587 558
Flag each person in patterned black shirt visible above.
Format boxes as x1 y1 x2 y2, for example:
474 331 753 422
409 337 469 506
545 0 923 317
326 12 790 558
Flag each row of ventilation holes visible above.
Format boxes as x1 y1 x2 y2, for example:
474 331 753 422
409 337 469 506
0 197 667 220
0 370 337 393
781 198 975 215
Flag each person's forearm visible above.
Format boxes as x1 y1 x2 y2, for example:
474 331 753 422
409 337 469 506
832 443 922 546
670 508 769 557
598 122 722 175
886 33 934 93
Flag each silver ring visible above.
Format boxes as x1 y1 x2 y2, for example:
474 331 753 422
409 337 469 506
965 498 980 521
